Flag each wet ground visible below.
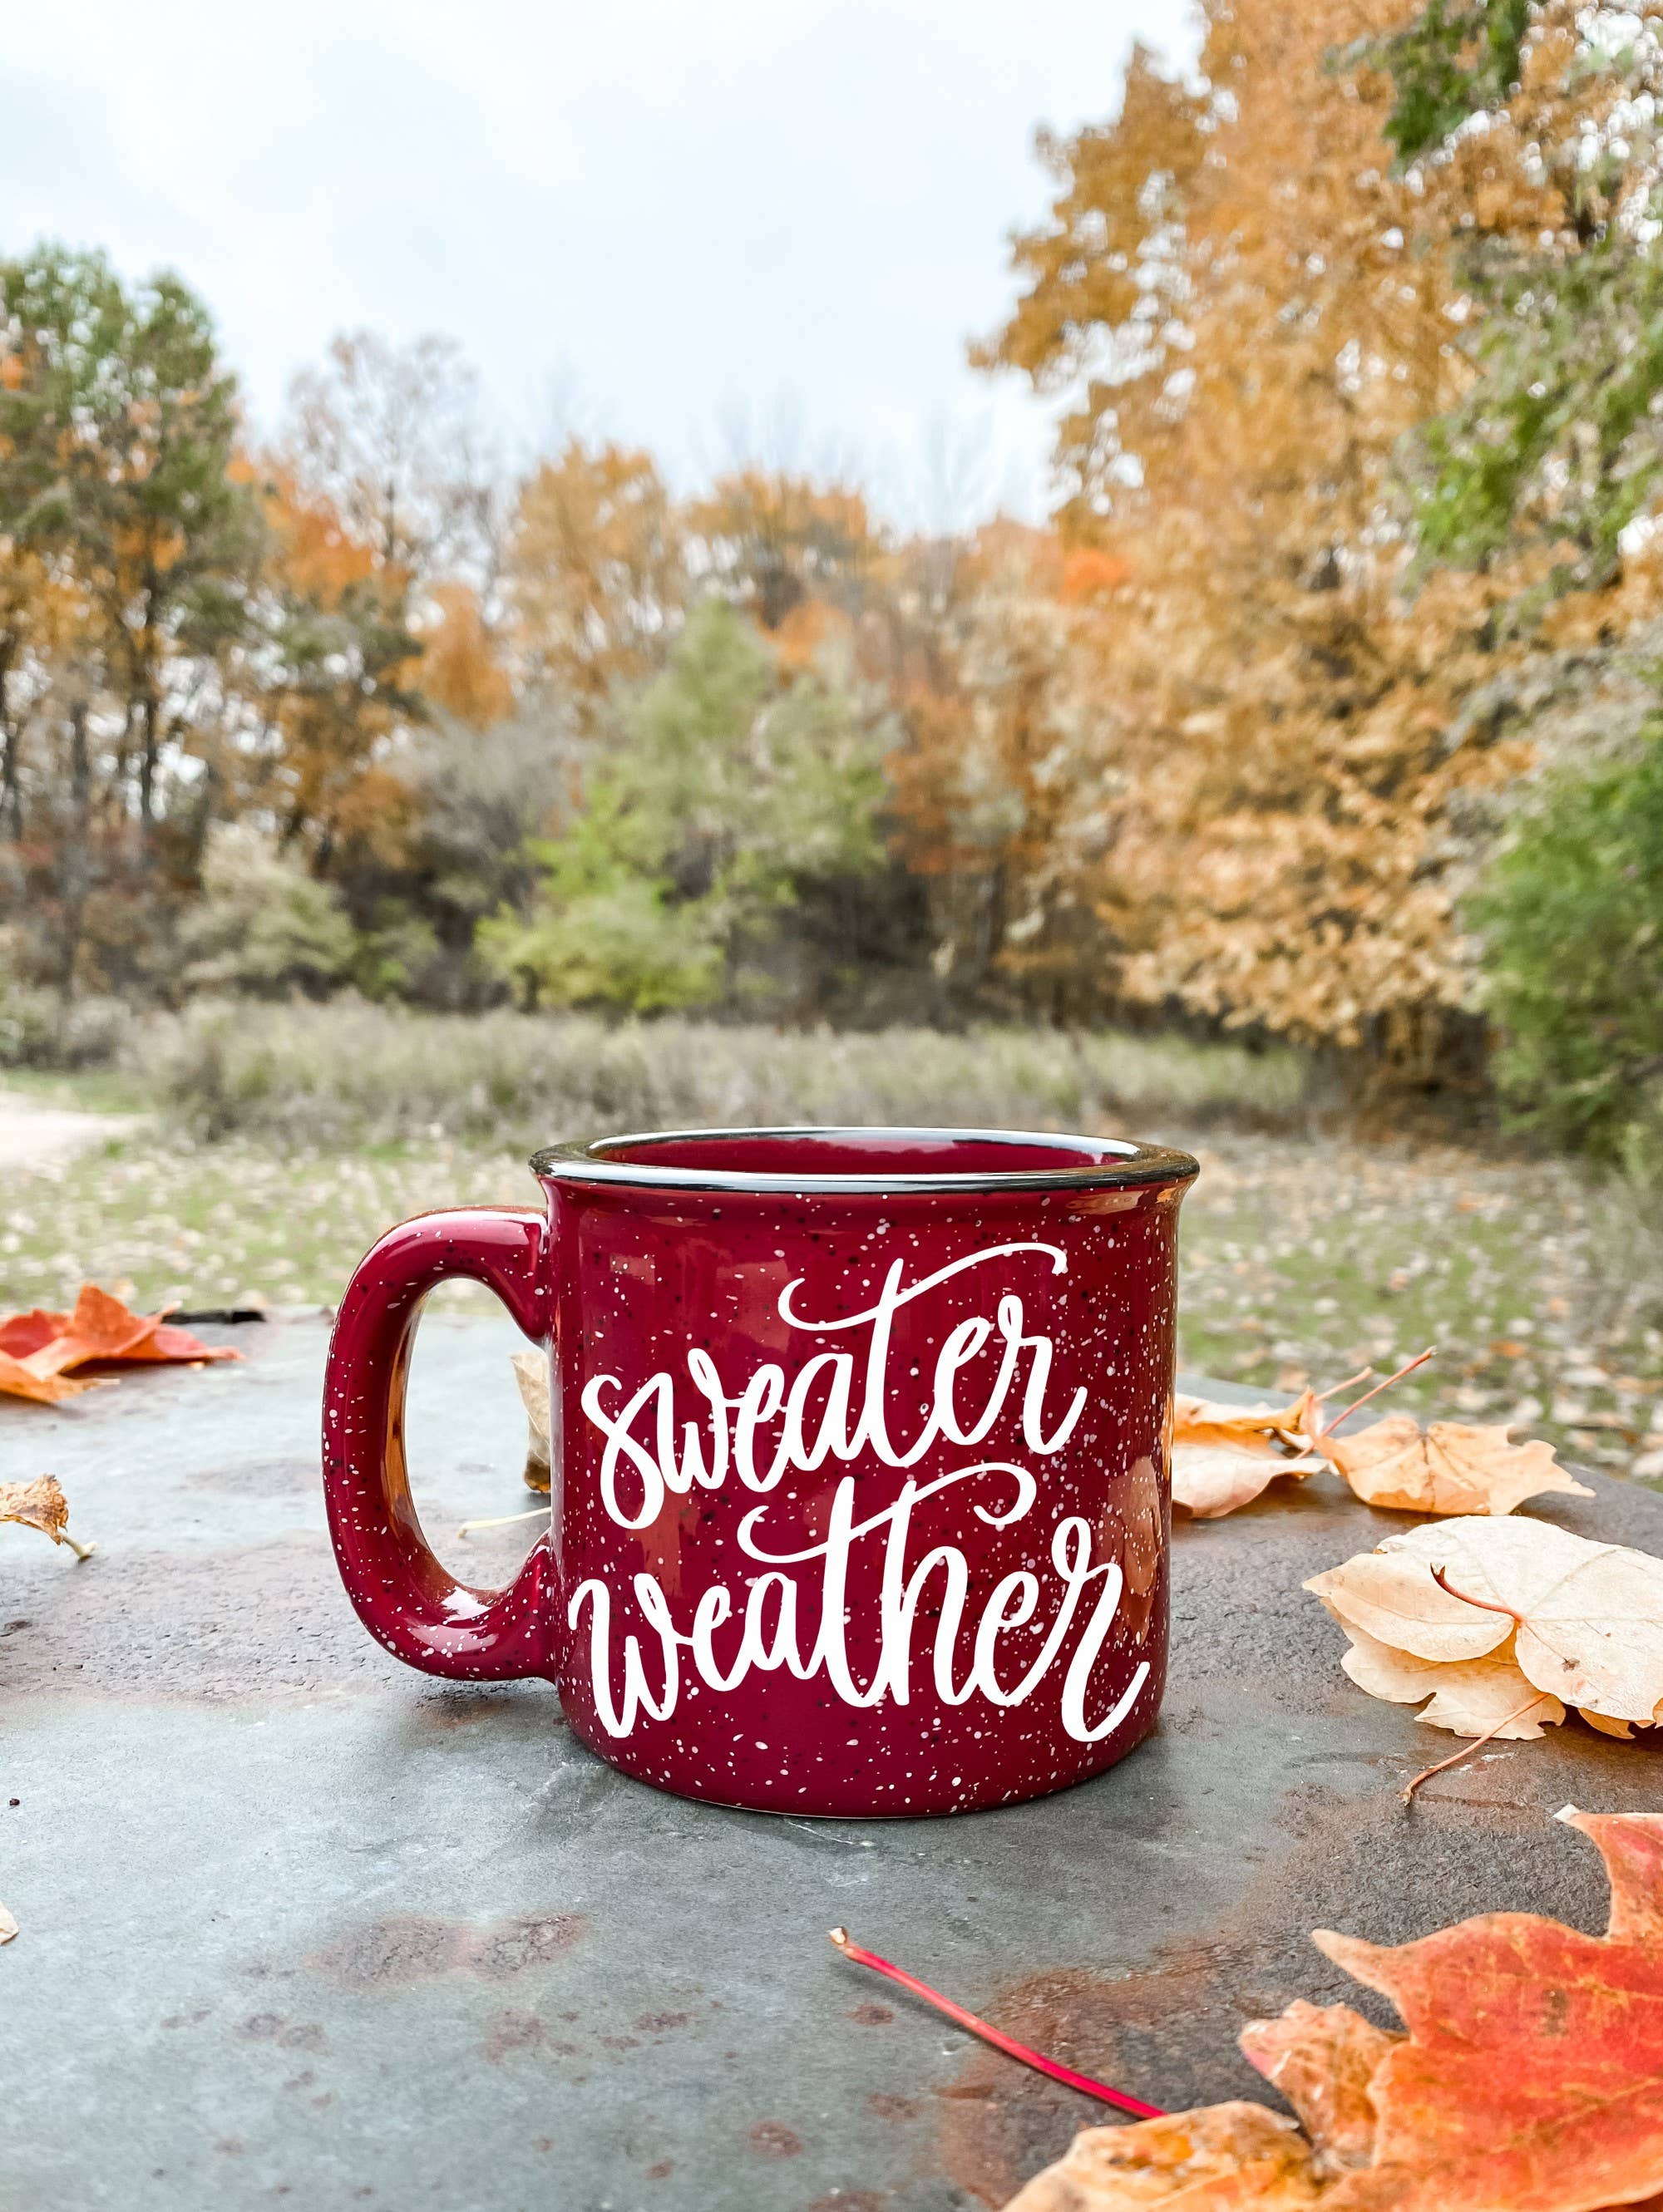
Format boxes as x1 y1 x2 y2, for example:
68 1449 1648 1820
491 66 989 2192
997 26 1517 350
2 1314 1660 2211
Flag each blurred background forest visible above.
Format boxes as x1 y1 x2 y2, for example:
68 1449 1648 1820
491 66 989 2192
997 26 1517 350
8 0 1663 1463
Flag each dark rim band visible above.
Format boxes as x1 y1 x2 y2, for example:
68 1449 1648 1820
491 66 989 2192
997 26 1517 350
528 1124 1200 1196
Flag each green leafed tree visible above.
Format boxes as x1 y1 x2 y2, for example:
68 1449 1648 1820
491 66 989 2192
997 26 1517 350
1383 2 1663 594
483 599 891 1012
1472 731 1663 1166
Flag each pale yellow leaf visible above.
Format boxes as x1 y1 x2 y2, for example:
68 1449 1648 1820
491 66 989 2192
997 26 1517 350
1582 1708 1637 1741
1337 1624 1564 1738
1310 1518 1663 1727
510 1349 550 1495
1172 1444 1325 1519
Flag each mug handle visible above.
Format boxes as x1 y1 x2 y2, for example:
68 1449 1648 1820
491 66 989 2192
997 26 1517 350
322 1206 559 1682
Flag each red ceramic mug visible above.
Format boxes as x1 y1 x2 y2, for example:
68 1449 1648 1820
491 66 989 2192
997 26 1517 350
322 1126 1197 1816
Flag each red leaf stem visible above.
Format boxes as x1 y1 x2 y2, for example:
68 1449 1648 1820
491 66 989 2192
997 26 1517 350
1430 1564 1523 1623
827 1928 1164 2120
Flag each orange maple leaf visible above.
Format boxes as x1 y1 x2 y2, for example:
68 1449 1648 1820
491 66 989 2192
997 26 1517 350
1319 1810 1663 2210
0 1285 241 1403
0 1348 93 1407
1004 1811 1663 2210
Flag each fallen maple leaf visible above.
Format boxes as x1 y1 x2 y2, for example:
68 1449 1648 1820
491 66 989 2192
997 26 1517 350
1173 1390 1322 1456
1237 2003 1399 2176
1172 1443 1326 1519
1333 1623 1565 1740
1170 1385 1336 1519
0 1475 92 1559
1167 1358 1552 1524
0 1284 240 1404
0 1308 64 1360
1006 2102 1322 2208
1322 1414 1592 1516
1308 1515 1663 1732
22 1283 242 1377
1004 1810 1663 2211
0 1348 92 1407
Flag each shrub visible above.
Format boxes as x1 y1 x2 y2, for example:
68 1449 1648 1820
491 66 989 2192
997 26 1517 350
128 997 1317 1150
0 983 131 1070
1472 737 1663 1168
181 825 356 998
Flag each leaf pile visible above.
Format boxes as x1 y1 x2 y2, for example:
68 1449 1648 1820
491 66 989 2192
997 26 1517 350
1006 1808 1663 2210
0 1284 240 1407
1308 1516 1663 1746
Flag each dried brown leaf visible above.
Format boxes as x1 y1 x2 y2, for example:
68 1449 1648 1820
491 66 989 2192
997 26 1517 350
1173 1391 1320 1456
1238 2002 1399 2174
0 1475 92 1559
1335 1623 1564 1739
1004 2101 1324 2210
1324 1415 1593 1516
511 1348 551 1494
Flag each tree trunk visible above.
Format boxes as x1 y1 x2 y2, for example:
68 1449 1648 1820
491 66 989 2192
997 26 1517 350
0 638 21 841
138 683 158 829
57 701 92 1010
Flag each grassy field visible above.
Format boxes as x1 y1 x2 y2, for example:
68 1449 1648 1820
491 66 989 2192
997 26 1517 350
2 1003 1660 1475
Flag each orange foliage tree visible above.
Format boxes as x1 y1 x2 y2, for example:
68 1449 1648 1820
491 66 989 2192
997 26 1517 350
686 470 879 631
972 0 1658 1071
508 439 683 712
238 465 421 872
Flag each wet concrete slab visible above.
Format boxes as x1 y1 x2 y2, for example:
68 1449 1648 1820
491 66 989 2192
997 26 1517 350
3 1313 1661 2212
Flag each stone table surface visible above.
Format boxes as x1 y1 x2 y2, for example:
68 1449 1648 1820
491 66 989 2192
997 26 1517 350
3 1312 1661 2212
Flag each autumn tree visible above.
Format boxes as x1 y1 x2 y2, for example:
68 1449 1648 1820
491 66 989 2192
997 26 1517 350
236 464 421 871
0 244 259 830
883 526 1130 1011
283 331 501 589
686 470 879 630
971 0 1585 1069
1384 2 1663 589
508 438 683 712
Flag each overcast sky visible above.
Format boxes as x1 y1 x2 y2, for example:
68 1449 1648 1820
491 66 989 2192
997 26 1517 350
4 1 1193 526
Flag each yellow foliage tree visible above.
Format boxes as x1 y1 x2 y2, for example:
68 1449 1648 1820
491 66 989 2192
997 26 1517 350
975 0 1642 1069
508 439 683 711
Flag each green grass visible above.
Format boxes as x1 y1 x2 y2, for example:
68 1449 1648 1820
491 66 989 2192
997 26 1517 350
0 1066 149 1115
4 1111 1661 1478
0 1134 527 1313
1175 1131 1663 1471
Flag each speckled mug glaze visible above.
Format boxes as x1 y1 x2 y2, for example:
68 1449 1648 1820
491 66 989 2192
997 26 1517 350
323 1127 1197 1816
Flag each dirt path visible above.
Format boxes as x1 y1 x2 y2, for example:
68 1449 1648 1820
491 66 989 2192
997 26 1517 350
0 1091 136 1174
